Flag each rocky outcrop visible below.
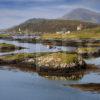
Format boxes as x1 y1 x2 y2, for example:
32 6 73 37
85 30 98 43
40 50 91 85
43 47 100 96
36 53 86 73
76 47 100 58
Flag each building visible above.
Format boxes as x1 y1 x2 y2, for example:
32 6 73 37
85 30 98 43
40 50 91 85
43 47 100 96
18 28 22 34
65 31 71 34
56 31 64 34
77 24 83 31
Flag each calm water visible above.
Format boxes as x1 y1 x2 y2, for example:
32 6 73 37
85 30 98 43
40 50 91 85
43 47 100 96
0 39 76 55
0 66 100 100
0 39 100 100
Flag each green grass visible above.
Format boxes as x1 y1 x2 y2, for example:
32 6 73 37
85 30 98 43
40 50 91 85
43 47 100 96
0 53 35 61
0 52 51 62
38 52 79 64
0 43 15 47
0 34 11 38
86 43 100 47
42 27 100 40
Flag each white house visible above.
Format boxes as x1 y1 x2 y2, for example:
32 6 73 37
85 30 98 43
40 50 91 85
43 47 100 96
65 31 71 34
18 28 22 34
77 24 83 31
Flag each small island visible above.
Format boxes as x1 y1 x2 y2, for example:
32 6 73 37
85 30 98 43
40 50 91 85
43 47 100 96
0 43 24 52
36 52 86 73
76 47 100 57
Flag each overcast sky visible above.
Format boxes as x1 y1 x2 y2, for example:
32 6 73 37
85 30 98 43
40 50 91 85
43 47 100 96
0 0 100 29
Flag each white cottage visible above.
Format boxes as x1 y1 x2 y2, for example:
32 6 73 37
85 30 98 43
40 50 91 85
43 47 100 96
77 24 83 31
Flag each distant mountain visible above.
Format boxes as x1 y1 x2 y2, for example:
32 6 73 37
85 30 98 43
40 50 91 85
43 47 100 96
61 8 100 24
7 18 98 34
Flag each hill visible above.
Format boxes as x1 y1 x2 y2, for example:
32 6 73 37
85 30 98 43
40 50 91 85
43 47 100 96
7 18 98 34
61 8 100 24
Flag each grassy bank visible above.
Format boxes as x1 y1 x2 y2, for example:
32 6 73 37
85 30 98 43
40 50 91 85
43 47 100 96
77 47 98 54
0 43 23 52
0 52 50 63
0 34 11 38
42 27 100 40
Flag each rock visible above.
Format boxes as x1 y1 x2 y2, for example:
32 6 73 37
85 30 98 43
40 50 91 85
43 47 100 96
76 47 100 58
36 52 86 73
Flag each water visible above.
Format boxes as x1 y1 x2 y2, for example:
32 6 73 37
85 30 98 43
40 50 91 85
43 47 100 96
0 39 100 100
0 66 100 100
85 57 100 66
0 39 76 55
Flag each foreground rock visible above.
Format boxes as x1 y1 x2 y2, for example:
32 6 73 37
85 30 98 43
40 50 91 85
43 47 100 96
36 52 86 73
0 43 23 52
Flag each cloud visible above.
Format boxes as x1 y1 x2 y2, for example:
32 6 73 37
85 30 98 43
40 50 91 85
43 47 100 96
0 0 100 29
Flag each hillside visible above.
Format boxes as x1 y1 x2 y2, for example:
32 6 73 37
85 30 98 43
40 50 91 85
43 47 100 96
7 18 98 34
61 8 100 24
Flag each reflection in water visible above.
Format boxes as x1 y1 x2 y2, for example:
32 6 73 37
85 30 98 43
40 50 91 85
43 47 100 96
0 66 100 100
38 64 100 81
0 65 36 73
68 83 100 93
85 57 100 66
0 65 85 81
38 71 85 81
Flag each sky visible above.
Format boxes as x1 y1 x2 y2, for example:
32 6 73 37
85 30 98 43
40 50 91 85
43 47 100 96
0 0 100 29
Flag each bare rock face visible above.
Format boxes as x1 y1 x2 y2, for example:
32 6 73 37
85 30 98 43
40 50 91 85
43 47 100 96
36 53 86 73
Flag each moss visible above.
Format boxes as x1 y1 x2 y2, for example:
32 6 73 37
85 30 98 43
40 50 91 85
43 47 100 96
50 53 79 64
37 52 81 64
